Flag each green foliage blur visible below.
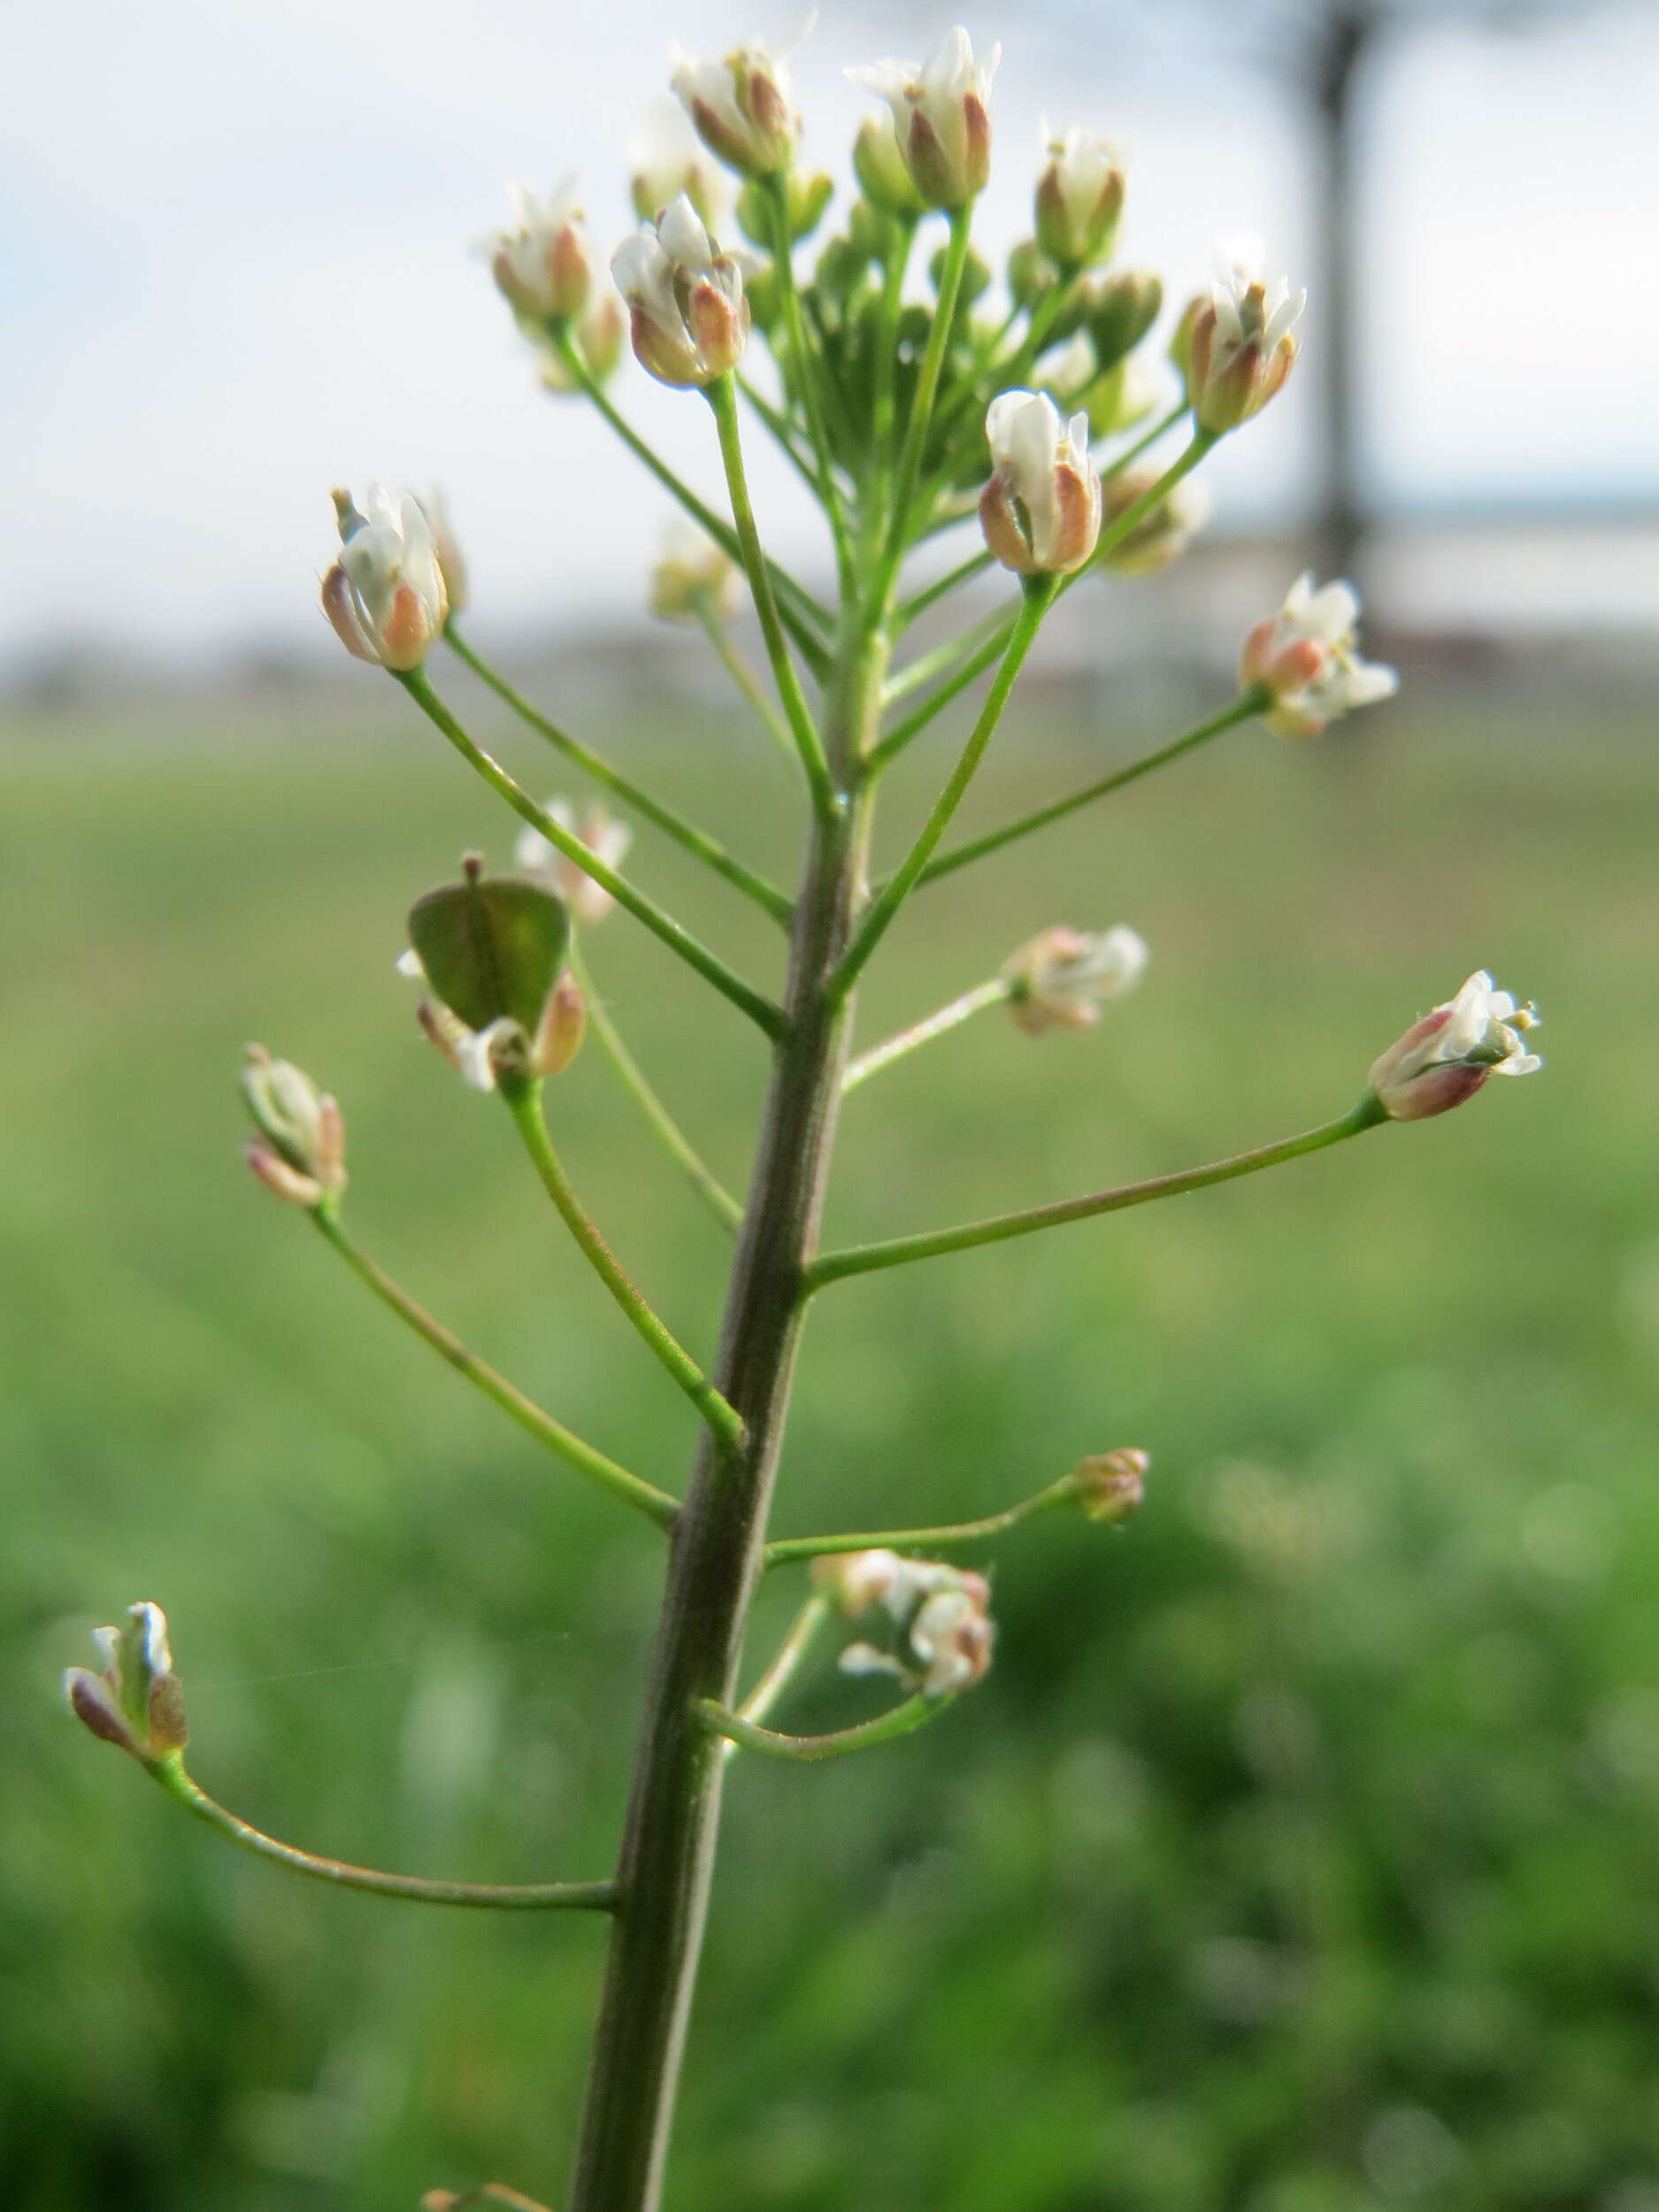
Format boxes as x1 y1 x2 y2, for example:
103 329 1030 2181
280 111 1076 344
4 687 1658 2211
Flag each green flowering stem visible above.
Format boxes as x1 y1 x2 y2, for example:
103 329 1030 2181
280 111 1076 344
311 1202 679 1530
735 373 826 502
765 1475 1080 1567
549 323 832 675
867 611 1013 769
687 586 799 772
718 1592 833 1765
760 173 856 597
894 549 999 634
444 624 792 928
695 1690 949 1763
806 1097 1390 1292
501 1075 747 1455
841 977 1011 1094
1092 429 1218 565
569 941 743 1236
706 373 839 825
396 670 785 1041
878 204 975 593
830 575 1060 1001
867 214 918 534
882 605 1012 705
149 1756 618 1911
1102 399 1193 480
910 689 1271 891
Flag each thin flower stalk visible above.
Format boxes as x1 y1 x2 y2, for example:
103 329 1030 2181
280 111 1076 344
570 943 744 1234
501 1076 746 1453
446 624 793 926
718 1591 834 1763
687 587 799 770
695 1690 948 1762
832 576 1060 998
311 1202 680 1528
882 607 1012 706
877 204 976 590
705 374 838 820
868 611 1015 767
867 219 918 527
765 1473 1079 1565
758 173 856 593
807 1097 1389 1290
841 977 1011 1092
396 669 786 1040
150 1758 618 1911
910 690 1269 891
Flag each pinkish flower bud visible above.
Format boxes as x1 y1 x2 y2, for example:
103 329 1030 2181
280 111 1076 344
1239 572 1397 738
1186 244 1304 434
64 1601 188 1765
241 1045 346 1210
849 27 999 211
1071 1448 1148 1524
515 798 633 926
672 40 803 179
979 389 1102 577
1034 127 1125 271
321 486 448 672
611 196 749 388
1002 925 1148 1034
1095 468 1210 577
1366 972 1542 1122
487 179 592 323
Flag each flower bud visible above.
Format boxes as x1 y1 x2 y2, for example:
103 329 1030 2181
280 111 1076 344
822 1553 996 1700
649 518 740 623
979 389 1102 577
738 169 833 248
1239 572 1397 738
515 797 633 926
400 856 577 1092
1002 925 1148 1035
1366 972 1541 1122
1085 269 1163 373
1071 1448 1148 1524
242 1045 347 1210
321 486 448 672
538 296 626 395
907 1584 996 1697
631 102 728 230
486 179 591 323
1071 355 1158 442
1007 237 1059 312
65 1601 188 1765
1095 468 1210 577
672 41 802 180
928 239 991 307
416 489 468 617
1187 243 1304 434
1034 127 1125 271
611 196 749 388
853 110 926 217
849 27 1000 211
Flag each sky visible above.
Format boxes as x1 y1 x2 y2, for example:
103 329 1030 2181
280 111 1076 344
0 0 1655 668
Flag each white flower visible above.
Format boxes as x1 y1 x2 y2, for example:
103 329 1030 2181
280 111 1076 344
1240 572 1398 738
848 27 999 210
979 389 1102 576
1186 245 1305 434
65 1601 188 1763
671 37 802 180
818 1553 995 1701
485 178 591 322
321 487 448 672
907 1586 995 1698
1002 925 1149 1036
611 195 749 388
649 517 740 623
417 488 468 615
631 101 728 228
396 949 585 1090
1035 125 1125 269
515 798 632 926
1367 972 1542 1123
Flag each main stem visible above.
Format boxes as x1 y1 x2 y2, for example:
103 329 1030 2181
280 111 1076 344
565 614 888 2212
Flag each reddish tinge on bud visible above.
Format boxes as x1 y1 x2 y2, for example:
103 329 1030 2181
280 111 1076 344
1186 256 1305 434
979 389 1102 577
1034 127 1125 271
671 42 802 180
1071 1448 1149 1524
487 179 592 323
849 27 1000 211
611 196 749 388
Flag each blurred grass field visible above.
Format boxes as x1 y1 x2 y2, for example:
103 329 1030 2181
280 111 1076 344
4 683 1659 2212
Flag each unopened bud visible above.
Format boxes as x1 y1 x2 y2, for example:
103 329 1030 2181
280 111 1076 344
321 486 448 672
1034 127 1125 271
611 196 749 388
823 1552 997 1700
1085 269 1163 372
649 518 740 624
515 798 632 926
1095 468 1210 577
1187 247 1304 434
853 111 926 217
538 296 626 395
1007 237 1059 312
64 1601 188 1765
486 179 592 323
632 102 729 230
672 41 803 180
979 389 1102 577
738 170 833 248
1071 1448 1148 1524
241 1045 346 1209
1002 925 1148 1034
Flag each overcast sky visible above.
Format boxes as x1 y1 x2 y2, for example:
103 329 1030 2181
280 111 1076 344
1 0 1655 666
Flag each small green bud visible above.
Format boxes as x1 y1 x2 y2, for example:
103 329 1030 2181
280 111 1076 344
1071 1448 1148 1524
929 241 991 306
737 171 833 248
242 1046 346 1210
1085 270 1164 373
65 1601 188 1764
1007 237 1059 311
853 111 926 218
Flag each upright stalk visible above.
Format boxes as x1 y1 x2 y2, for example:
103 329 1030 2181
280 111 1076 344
565 616 890 2212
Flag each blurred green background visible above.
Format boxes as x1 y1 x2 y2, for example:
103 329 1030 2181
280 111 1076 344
4 686 1658 2212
